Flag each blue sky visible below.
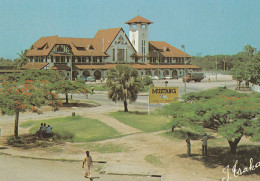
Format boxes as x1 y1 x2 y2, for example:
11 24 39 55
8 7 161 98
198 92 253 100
0 0 259 59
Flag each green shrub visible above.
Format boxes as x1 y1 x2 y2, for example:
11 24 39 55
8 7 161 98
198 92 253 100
7 136 24 146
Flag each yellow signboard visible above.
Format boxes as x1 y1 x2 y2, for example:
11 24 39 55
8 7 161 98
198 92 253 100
149 87 179 103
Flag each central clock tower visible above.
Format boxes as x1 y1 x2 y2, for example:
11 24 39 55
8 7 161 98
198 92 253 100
125 16 153 62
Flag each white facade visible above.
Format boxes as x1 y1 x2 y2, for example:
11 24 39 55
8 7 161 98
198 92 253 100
129 23 149 62
105 30 136 63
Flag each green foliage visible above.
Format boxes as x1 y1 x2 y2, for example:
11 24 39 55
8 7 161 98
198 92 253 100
0 80 61 115
0 80 61 138
160 88 260 153
23 115 121 142
73 79 88 94
145 154 164 166
0 69 63 92
231 45 260 85
162 129 202 141
53 79 88 104
106 64 143 112
86 85 109 91
141 76 154 86
182 88 246 102
190 54 234 71
20 69 62 84
0 57 15 66
109 111 171 132
14 49 29 69
7 136 24 146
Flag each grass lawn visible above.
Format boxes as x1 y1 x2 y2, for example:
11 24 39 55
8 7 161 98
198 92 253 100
20 115 121 142
109 111 171 132
145 154 164 166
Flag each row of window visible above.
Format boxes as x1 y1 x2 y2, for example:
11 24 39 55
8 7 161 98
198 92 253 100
112 49 128 62
30 56 185 64
148 57 184 63
29 56 103 63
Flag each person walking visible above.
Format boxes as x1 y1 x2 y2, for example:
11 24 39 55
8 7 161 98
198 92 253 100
82 151 92 180
186 133 191 157
201 133 208 157
91 86 94 94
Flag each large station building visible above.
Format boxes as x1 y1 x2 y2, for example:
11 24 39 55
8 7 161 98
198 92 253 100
25 16 200 80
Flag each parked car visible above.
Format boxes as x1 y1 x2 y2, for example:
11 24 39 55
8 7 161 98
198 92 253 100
159 76 166 80
86 76 96 82
151 76 159 80
183 72 204 82
165 75 172 80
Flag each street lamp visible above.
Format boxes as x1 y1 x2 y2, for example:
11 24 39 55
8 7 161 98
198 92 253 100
157 51 160 77
181 44 186 94
216 60 218 81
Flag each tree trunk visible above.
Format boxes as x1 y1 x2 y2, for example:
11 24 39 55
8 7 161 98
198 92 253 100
228 136 242 154
14 111 19 138
66 94 68 104
124 99 128 112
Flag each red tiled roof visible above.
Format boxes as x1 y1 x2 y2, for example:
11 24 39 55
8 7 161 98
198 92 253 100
22 63 48 70
26 36 108 57
74 64 103 70
149 41 192 58
51 64 71 70
125 16 153 24
94 28 122 52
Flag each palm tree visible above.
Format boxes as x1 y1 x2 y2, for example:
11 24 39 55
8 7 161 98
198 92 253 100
106 64 143 112
15 49 29 69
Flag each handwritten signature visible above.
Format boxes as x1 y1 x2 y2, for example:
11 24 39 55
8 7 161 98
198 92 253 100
222 158 260 181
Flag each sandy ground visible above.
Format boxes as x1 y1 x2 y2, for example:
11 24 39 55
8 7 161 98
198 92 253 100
0 76 259 181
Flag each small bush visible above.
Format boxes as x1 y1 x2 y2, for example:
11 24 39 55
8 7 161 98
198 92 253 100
7 136 24 146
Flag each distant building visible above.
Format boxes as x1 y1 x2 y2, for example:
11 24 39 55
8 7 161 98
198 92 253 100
25 16 200 80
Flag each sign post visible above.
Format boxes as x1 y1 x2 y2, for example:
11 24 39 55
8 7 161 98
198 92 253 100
149 87 179 104
148 85 150 115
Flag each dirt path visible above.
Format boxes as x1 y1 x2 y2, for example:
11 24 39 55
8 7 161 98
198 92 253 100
83 113 141 135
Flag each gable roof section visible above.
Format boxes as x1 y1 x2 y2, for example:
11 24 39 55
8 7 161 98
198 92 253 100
26 36 107 57
149 41 192 58
93 28 122 52
22 63 49 70
125 15 153 24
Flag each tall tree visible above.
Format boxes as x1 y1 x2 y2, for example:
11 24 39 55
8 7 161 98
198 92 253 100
15 49 29 69
231 46 260 88
53 80 76 104
0 80 61 138
244 44 256 57
106 64 143 112
160 89 260 154
53 79 88 104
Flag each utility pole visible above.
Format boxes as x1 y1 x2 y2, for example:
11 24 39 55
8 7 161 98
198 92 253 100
70 55 73 81
181 44 186 94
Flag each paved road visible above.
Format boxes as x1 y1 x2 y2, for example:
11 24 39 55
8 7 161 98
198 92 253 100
0 155 160 181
